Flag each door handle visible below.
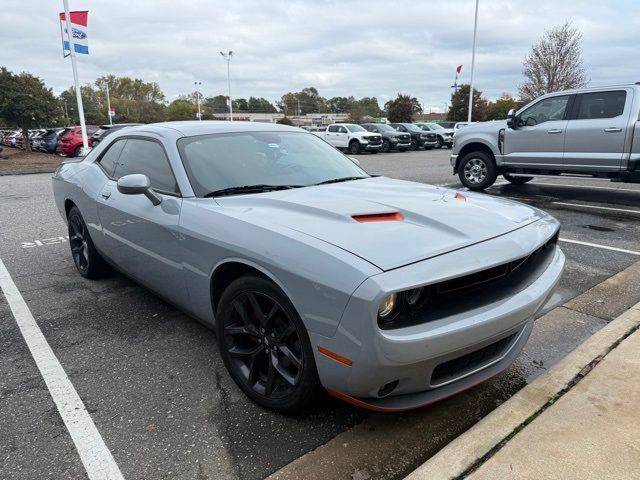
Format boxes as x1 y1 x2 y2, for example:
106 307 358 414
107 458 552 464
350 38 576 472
100 190 111 199
547 129 563 134
604 127 622 133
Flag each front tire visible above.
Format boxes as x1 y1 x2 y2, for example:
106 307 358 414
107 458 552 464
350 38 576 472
381 140 391 153
216 274 319 412
458 151 498 190
409 139 418 151
67 206 108 278
503 174 533 185
435 137 444 149
349 141 361 155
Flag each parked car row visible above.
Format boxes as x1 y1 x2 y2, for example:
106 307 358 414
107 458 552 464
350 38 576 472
0 123 140 156
309 122 455 154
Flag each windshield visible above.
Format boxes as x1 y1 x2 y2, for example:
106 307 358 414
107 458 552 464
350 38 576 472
375 124 396 132
178 131 369 197
343 124 367 132
427 123 444 130
405 124 423 133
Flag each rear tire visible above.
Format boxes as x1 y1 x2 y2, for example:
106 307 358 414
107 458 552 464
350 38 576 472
503 174 533 185
67 206 108 279
74 145 82 157
216 274 320 412
458 151 498 191
349 141 361 155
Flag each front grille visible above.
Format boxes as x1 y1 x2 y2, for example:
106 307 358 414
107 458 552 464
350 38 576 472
426 133 437 140
431 333 517 385
365 135 382 144
400 135 410 141
379 230 559 330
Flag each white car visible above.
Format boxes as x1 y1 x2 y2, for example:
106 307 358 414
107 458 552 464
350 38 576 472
314 124 383 154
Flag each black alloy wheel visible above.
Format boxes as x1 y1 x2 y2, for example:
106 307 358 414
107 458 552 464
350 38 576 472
67 206 107 278
409 139 418 151
381 139 391 153
435 136 444 149
217 275 318 411
503 174 534 184
349 141 361 155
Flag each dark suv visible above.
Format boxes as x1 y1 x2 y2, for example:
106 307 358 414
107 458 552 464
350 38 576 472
360 123 412 152
388 123 438 150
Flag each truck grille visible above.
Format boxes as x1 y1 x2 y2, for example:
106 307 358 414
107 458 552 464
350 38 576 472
365 135 382 144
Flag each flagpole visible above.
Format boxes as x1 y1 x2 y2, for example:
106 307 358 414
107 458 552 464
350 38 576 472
62 0 89 153
106 82 113 126
467 0 479 123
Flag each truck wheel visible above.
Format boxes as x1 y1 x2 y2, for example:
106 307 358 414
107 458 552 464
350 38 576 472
435 137 444 149
503 174 533 185
409 139 418 151
349 141 361 155
458 151 497 191
381 140 391 153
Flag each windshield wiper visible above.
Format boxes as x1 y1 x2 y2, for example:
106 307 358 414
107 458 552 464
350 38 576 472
315 176 368 186
204 184 301 198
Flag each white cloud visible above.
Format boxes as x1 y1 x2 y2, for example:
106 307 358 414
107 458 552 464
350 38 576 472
5 0 639 109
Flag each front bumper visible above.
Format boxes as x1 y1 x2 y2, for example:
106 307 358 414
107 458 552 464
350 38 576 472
311 217 564 411
364 143 383 151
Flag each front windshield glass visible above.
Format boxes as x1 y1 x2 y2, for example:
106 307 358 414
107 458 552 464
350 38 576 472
375 124 396 132
405 124 423 133
344 124 367 132
178 131 369 197
427 123 444 130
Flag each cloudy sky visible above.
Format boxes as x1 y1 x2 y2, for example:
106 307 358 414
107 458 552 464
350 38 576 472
4 0 639 112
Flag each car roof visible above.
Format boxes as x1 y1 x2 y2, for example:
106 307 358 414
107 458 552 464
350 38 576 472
120 120 303 137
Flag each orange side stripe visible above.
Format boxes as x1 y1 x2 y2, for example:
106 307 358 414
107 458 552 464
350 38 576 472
352 212 404 223
317 346 353 366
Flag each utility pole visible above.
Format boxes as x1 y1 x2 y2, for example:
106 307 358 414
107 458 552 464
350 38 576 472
468 0 479 123
194 81 202 120
62 0 89 152
106 82 113 126
220 51 233 121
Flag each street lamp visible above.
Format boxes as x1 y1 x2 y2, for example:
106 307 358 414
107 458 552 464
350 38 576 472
220 50 234 121
468 0 479 123
194 81 202 121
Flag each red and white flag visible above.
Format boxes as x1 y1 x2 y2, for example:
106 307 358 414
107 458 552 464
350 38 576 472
60 11 89 55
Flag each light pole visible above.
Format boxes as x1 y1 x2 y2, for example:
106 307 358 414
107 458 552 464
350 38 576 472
106 82 113 126
194 81 202 120
467 0 479 123
220 51 233 121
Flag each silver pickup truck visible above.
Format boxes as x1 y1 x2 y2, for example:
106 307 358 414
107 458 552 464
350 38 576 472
450 83 640 190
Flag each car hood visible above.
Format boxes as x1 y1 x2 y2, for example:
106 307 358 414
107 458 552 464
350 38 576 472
216 177 546 271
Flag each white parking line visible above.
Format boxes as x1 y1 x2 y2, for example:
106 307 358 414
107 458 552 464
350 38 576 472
533 182 640 193
0 258 125 480
552 202 640 214
559 238 640 256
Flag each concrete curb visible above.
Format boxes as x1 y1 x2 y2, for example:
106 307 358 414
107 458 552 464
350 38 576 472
405 301 640 480
0 169 56 176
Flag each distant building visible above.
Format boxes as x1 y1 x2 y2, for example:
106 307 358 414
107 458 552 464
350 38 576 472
414 113 447 122
208 113 349 125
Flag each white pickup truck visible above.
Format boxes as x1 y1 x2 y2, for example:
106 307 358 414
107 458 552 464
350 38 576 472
313 123 383 154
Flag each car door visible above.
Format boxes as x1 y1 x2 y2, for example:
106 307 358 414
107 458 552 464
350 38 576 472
502 94 572 169
95 136 187 304
563 89 632 171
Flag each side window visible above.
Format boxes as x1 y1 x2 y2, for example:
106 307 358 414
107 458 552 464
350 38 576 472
519 95 570 126
328 126 339 133
114 139 179 194
97 139 127 177
399 126 407 132
576 91 626 120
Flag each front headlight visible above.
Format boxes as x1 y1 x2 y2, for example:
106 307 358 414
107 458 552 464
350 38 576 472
378 293 397 319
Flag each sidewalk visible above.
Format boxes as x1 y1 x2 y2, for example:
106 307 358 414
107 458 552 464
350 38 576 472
467 325 640 479
407 302 640 480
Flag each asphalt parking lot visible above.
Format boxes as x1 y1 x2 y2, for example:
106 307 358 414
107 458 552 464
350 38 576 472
1 149 639 480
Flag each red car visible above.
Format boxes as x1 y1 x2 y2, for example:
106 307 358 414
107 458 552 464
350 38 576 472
56 126 99 156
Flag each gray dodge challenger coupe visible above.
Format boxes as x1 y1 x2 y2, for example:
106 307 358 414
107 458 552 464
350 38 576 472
52 121 565 412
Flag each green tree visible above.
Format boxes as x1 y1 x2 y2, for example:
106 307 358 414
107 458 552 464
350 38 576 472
232 98 249 112
203 95 229 114
247 97 277 113
347 97 383 123
278 87 329 115
486 93 519 120
447 84 489 122
94 75 165 123
328 96 356 113
0 68 60 151
165 99 197 120
384 94 421 122
276 116 293 125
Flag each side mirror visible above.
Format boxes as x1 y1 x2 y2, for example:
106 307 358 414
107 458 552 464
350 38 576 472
349 156 361 166
506 109 517 129
117 174 162 206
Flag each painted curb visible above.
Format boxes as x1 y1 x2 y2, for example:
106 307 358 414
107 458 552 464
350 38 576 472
404 301 640 480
